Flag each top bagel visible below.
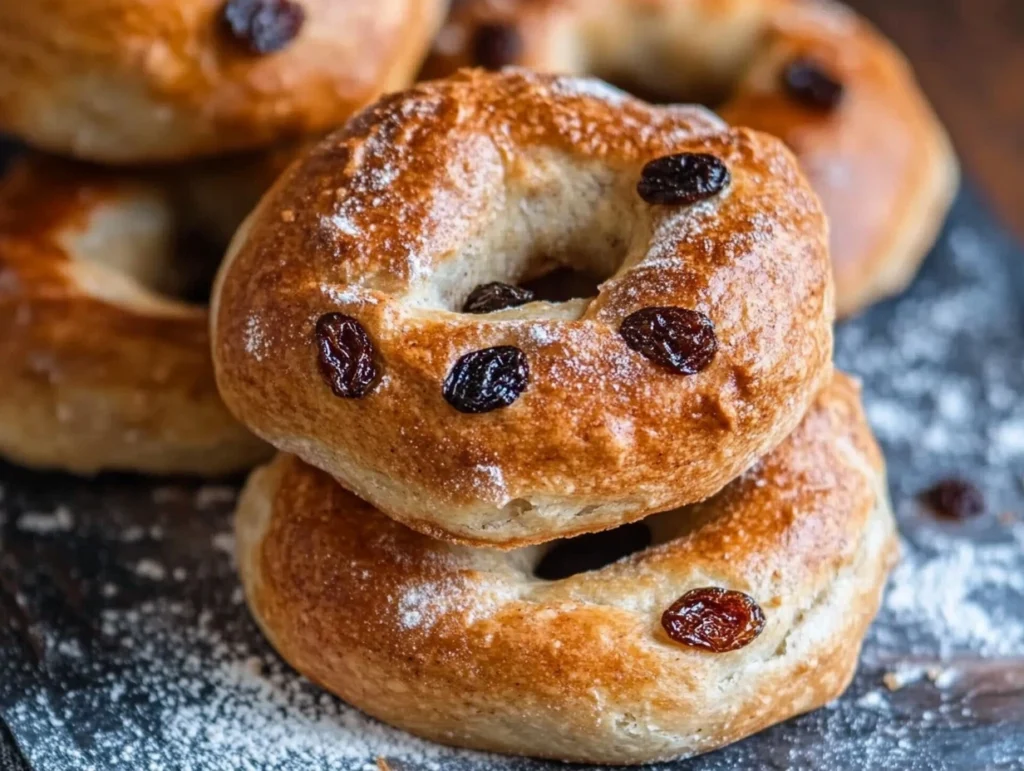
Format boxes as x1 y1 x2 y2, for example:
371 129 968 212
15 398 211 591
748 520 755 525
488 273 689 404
423 0 958 318
0 0 447 163
212 68 833 548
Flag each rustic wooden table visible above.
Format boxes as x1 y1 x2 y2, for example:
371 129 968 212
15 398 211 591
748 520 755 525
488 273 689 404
849 0 1024 242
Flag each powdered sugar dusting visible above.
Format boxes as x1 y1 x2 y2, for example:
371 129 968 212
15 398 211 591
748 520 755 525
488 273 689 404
397 574 519 631
244 314 267 361
549 75 630 105
16 506 74 535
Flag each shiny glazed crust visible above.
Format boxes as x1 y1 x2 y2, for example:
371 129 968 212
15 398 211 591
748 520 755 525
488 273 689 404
212 68 834 547
0 0 447 162
236 373 899 765
0 155 275 475
424 0 959 318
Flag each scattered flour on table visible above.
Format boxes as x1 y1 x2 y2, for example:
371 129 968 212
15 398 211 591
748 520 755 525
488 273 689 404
8 590 507 771
16 506 74 534
882 525 1024 658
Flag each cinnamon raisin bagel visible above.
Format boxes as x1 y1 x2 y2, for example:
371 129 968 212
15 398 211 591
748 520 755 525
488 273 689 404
424 0 958 318
212 69 834 547
0 154 279 475
0 0 446 163
236 373 898 764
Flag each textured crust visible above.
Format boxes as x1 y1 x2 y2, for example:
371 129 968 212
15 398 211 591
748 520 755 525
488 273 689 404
424 0 959 318
0 0 446 162
0 155 274 475
212 68 834 547
236 373 899 765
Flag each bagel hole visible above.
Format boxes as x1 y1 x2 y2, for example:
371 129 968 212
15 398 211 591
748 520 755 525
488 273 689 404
168 228 225 305
582 16 769 110
533 521 652 580
519 266 604 304
62 187 229 308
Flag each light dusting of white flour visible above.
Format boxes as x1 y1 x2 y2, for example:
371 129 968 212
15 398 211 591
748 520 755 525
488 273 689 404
244 314 267 361
883 525 1024 657
16 506 74 534
133 559 167 581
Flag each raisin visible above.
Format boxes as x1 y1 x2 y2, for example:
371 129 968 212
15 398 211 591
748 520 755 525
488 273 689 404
222 0 306 55
471 23 523 70
314 313 378 399
637 153 731 206
661 588 766 652
782 57 844 110
920 478 985 520
443 346 529 413
619 307 717 375
463 282 536 313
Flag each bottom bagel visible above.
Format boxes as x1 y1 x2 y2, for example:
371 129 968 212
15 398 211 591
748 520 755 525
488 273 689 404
235 373 897 765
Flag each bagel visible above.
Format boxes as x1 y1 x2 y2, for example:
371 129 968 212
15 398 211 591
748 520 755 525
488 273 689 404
236 373 898 764
212 68 834 547
0 153 282 475
423 0 959 318
0 0 447 163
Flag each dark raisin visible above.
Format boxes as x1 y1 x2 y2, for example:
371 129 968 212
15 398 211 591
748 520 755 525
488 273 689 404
661 587 766 652
619 307 717 375
920 478 985 520
222 0 306 55
637 153 731 206
471 23 523 70
315 313 378 399
463 282 536 313
782 57 844 110
443 346 529 413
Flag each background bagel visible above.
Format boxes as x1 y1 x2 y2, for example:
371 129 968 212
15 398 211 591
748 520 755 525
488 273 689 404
423 0 958 318
0 154 282 474
236 373 898 765
212 68 835 547
0 0 447 162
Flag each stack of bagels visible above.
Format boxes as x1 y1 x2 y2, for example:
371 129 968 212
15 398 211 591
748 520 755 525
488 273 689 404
0 0 448 473
0 0 959 765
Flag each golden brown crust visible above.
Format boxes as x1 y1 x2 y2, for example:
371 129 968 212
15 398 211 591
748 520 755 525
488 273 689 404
424 0 959 318
0 0 447 162
0 155 272 475
236 372 898 764
212 68 834 546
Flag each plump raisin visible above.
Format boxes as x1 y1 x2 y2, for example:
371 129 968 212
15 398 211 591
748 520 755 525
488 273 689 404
620 307 717 375
315 313 378 398
443 346 529 413
463 282 536 313
782 57 844 110
637 153 730 206
471 23 523 70
661 588 766 652
920 478 985 520
222 0 306 55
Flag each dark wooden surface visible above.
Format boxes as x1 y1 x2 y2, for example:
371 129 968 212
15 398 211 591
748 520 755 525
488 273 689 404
848 0 1024 242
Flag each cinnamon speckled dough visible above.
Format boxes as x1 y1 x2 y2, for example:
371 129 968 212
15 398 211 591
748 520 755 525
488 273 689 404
0 154 279 475
0 0 447 162
212 68 834 547
236 373 898 765
424 0 958 318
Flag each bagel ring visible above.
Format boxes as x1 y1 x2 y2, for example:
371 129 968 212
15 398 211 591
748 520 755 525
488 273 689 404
0 0 447 163
0 154 283 475
424 0 959 318
236 373 898 765
212 68 834 547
